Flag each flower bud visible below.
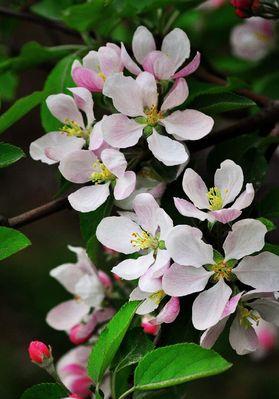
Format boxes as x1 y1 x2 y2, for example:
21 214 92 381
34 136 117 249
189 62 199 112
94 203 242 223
69 394 83 399
98 270 112 289
231 0 279 18
141 317 159 335
28 341 51 364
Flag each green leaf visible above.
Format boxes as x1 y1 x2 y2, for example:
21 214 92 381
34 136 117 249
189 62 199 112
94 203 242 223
0 142 25 167
191 92 256 115
0 91 47 134
41 54 77 132
63 1 106 32
264 243 279 256
0 227 31 261
257 188 279 219
257 217 276 232
134 343 231 391
31 0 74 20
20 383 67 399
88 301 139 383
0 71 18 101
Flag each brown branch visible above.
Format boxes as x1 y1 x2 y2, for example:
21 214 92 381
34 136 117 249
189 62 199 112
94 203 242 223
1 196 70 229
195 66 271 107
0 6 81 38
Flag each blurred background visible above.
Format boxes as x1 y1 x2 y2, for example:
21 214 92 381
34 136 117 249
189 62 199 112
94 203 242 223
0 1 279 398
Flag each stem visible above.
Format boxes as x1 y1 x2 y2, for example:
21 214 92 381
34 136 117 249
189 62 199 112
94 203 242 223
118 387 136 399
163 9 180 35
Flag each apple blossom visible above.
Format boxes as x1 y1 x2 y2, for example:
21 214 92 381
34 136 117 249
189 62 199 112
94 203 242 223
46 246 109 332
96 193 173 290
200 291 279 355
253 319 277 358
121 26 201 80
162 219 279 330
174 159 255 224
30 88 95 164
72 43 123 93
102 71 213 166
59 148 136 213
230 17 274 61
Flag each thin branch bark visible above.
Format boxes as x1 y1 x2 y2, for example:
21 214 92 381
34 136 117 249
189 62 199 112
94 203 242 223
0 6 81 38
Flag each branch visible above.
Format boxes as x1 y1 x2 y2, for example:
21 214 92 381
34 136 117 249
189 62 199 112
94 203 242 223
0 6 80 38
195 66 270 107
2 196 70 229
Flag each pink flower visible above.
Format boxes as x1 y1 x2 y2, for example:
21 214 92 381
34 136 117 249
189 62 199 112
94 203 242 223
96 193 173 289
59 148 136 213
46 246 106 332
201 291 279 355
72 43 123 93
28 341 51 364
30 88 95 164
102 71 213 166
174 159 255 224
162 219 279 330
141 315 159 335
253 320 277 358
231 17 274 61
121 26 201 80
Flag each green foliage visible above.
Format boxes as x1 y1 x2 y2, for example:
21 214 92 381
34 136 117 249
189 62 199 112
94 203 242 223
41 54 77 132
0 91 47 135
0 142 25 167
20 383 67 399
257 217 276 232
88 301 139 384
134 343 231 391
0 227 31 261
264 243 279 255
31 0 75 20
63 0 107 32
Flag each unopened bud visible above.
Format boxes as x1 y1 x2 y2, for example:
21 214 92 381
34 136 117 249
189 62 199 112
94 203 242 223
98 270 112 289
231 0 279 18
28 341 51 364
141 318 159 336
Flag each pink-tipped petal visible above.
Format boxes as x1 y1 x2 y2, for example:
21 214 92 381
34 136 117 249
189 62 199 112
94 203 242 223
132 26 156 64
210 208 242 224
133 192 159 235
229 316 258 355
112 252 154 280
200 317 228 349
46 300 90 331
68 184 110 213
152 297 180 325
102 114 143 148
89 120 106 151
72 67 103 93
114 171 136 200
214 160 244 206
174 197 208 221
121 43 142 75
182 168 209 209
98 44 122 76
232 183 255 210
50 263 85 295
161 28 190 70
172 51 201 79
46 94 84 128
68 87 94 127
101 148 127 178
161 109 214 141
147 130 189 166
59 150 97 183
161 78 189 111
162 263 212 297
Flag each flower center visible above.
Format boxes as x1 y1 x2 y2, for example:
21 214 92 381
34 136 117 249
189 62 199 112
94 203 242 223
238 305 260 329
211 260 232 282
130 230 159 250
207 187 223 211
98 71 106 81
255 31 270 43
149 290 165 305
61 119 89 139
91 160 115 184
144 105 163 126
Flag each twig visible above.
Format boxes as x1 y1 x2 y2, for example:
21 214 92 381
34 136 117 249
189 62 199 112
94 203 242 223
0 6 80 38
2 196 70 229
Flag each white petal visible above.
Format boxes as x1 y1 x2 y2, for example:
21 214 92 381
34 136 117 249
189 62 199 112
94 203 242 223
68 184 110 213
102 114 143 148
101 148 127 178
103 73 144 117
59 150 97 183
132 26 156 64
75 274 104 308
161 78 189 111
209 208 242 224
161 28 190 70
214 159 244 206
223 219 267 260
157 208 173 240
161 109 214 141
46 300 90 331
147 130 189 166
192 279 232 330
232 183 255 210
114 171 136 200
98 44 122 76
138 267 162 292
50 263 85 295
129 287 148 301
133 192 159 235
46 93 84 128
234 252 279 291
121 43 142 75
149 248 170 277
136 298 159 315
82 50 99 71
229 316 258 355
200 317 228 349
96 216 141 254
89 120 105 151
251 299 279 326
136 72 158 109
67 87 94 127
182 168 209 209
166 225 214 267
162 263 212 297
153 297 180 325
174 197 208 221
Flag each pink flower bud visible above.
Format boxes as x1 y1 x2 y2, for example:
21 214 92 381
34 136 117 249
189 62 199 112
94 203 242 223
113 273 121 282
98 270 112 289
103 245 118 256
69 394 83 399
28 341 51 364
69 324 92 345
141 317 159 335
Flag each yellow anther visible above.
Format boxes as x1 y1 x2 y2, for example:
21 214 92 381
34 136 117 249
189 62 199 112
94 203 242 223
60 119 89 139
238 305 260 329
211 260 232 282
255 32 270 43
149 290 165 305
130 231 158 250
207 187 223 211
98 71 107 81
144 105 163 126
91 160 114 184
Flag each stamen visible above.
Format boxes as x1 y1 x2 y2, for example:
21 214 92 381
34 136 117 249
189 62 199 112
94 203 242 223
91 160 115 184
98 71 106 81
238 305 260 329
144 105 163 126
211 260 232 282
207 187 223 211
130 231 159 250
60 119 89 139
